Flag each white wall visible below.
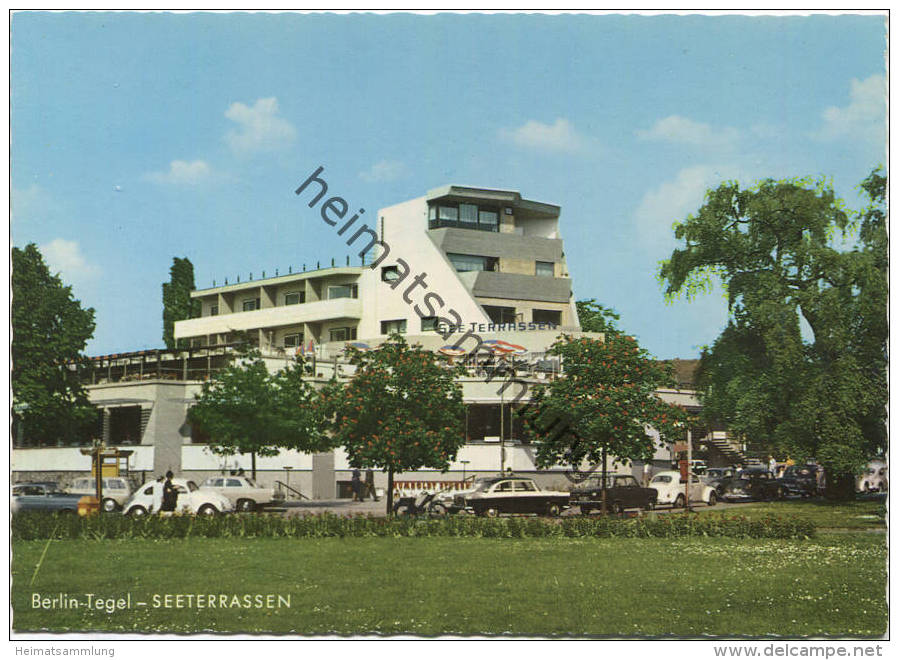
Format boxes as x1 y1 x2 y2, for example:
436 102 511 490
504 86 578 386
181 445 314 471
357 196 492 344
12 446 155 472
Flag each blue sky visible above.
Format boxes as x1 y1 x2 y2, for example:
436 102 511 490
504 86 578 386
11 12 886 359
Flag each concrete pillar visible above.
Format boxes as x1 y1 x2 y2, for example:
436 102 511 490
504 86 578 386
312 452 335 499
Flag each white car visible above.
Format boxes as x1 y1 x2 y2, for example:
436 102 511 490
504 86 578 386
199 475 285 512
649 470 718 507
857 460 888 493
66 476 132 512
123 478 233 516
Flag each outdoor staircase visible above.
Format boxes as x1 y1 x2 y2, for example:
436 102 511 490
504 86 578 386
702 431 746 462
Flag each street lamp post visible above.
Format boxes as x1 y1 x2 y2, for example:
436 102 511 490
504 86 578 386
460 460 470 482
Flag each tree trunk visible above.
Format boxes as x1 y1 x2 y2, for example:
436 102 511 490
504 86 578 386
386 467 395 516
251 451 257 481
600 446 608 515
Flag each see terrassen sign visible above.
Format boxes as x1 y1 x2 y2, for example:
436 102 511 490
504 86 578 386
440 322 560 334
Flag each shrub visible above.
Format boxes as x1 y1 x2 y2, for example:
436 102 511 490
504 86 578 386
11 511 815 541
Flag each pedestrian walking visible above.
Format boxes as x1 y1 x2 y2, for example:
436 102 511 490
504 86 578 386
768 455 777 478
364 468 379 501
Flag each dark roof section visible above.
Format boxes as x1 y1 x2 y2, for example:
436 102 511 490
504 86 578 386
659 358 701 388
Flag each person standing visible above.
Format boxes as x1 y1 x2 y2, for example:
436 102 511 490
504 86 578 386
768 455 778 478
351 468 363 502
161 470 178 514
364 468 378 501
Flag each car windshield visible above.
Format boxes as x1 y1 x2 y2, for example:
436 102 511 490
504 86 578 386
244 478 258 488
652 475 672 483
471 479 495 492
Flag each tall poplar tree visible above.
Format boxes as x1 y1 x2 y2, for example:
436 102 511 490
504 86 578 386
162 257 201 349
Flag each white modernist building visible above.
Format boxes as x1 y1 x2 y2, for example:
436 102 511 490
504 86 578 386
13 184 740 497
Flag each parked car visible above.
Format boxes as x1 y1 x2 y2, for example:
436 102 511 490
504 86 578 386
719 469 785 502
570 474 657 514
66 476 132 512
781 464 823 497
856 460 888 493
123 479 233 516
702 467 735 495
453 476 570 517
649 470 718 507
11 482 84 514
199 475 285 511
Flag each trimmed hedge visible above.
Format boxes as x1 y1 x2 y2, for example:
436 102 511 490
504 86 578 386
11 511 815 540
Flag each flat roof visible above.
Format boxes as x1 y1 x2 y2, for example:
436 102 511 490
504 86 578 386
425 185 560 217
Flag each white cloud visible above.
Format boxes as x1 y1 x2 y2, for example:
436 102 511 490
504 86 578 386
816 74 886 144
633 165 726 256
40 238 100 283
637 115 740 149
501 118 584 152
359 159 407 183
224 97 297 154
146 159 212 185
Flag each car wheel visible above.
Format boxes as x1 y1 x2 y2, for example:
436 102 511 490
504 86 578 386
236 499 256 513
198 504 218 516
393 503 414 517
674 494 686 509
127 506 147 518
707 491 717 506
612 502 625 515
546 503 562 517
643 499 656 511
484 507 500 518
101 498 118 513
428 502 448 518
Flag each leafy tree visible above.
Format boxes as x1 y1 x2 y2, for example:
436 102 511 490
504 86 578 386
319 335 467 514
519 334 690 512
575 299 621 335
188 350 327 479
659 171 887 497
162 257 201 349
12 244 97 446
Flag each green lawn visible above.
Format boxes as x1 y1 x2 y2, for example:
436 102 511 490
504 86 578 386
12 533 886 637
691 497 886 529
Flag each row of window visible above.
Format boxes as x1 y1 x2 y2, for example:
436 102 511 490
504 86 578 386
206 284 358 316
445 253 555 277
428 202 504 232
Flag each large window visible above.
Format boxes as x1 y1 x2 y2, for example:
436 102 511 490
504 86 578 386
483 305 517 325
208 303 219 316
428 202 500 232
381 319 407 335
535 261 555 277
283 333 304 348
421 316 439 332
329 327 358 342
328 284 358 299
242 298 260 312
533 309 562 326
447 253 498 273
284 291 305 305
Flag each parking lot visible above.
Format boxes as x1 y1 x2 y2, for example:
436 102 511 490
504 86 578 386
273 497 760 517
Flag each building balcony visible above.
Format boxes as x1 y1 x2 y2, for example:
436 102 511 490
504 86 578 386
174 297 363 340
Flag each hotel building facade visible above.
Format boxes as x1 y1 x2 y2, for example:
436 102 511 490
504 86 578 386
12 185 743 496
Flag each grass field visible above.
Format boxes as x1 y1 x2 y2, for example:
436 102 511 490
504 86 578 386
689 497 886 529
12 532 886 637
